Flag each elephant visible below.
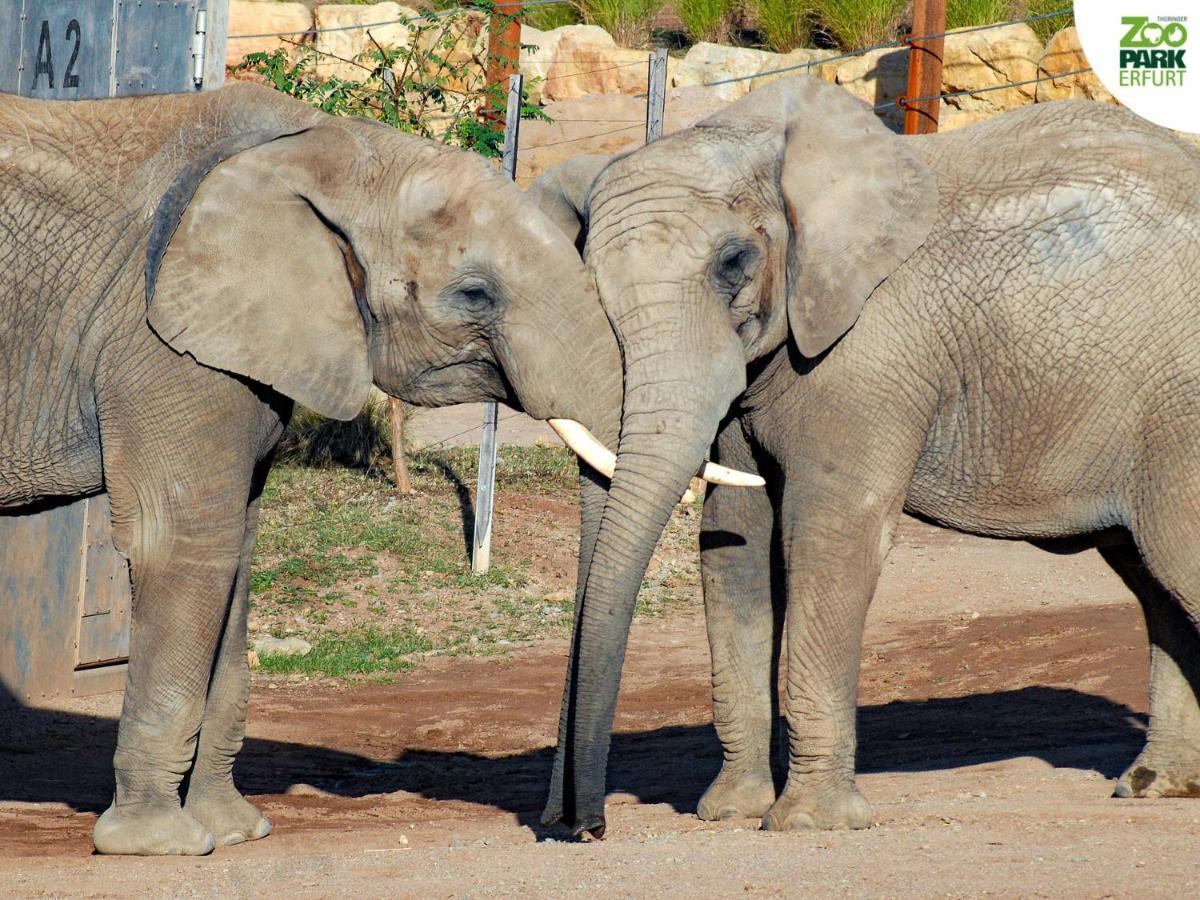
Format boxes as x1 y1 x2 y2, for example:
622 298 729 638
527 74 1200 836
0 81 640 855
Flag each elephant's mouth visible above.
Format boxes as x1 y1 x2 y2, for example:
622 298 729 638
397 359 513 409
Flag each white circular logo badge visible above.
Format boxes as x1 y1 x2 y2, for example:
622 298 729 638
1075 1 1200 133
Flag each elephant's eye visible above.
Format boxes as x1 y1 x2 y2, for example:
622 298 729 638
444 273 502 318
711 240 760 296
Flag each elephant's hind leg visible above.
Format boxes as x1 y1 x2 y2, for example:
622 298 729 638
1101 537 1200 799
696 420 781 822
183 485 272 846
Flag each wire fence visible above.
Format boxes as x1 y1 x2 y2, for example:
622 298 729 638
701 7 1073 89
228 5 1088 166
227 0 571 40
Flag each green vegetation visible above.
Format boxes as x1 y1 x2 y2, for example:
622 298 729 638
1018 0 1073 41
524 2 584 30
249 449 702 680
752 0 814 53
257 626 433 677
234 3 545 158
574 0 665 48
808 0 906 49
676 0 740 45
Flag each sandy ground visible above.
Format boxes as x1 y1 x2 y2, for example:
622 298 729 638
5 518 1199 897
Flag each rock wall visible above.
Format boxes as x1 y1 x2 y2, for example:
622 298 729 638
225 4 1142 178
226 1 1099 130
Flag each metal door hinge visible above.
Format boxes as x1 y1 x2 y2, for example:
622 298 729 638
191 9 207 88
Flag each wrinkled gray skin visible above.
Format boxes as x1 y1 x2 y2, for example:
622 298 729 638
529 75 1200 836
0 83 621 855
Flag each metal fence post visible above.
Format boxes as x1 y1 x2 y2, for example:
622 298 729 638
903 0 947 134
472 73 524 574
645 47 668 143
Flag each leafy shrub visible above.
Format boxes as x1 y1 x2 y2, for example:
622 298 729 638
233 4 545 157
572 0 665 48
677 0 740 44
752 0 813 51
809 0 907 49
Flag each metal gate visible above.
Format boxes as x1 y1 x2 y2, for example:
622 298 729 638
0 0 228 100
0 1 228 701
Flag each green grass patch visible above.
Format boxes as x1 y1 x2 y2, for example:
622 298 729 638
257 627 433 678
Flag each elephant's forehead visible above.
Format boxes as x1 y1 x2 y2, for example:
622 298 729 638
597 129 760 199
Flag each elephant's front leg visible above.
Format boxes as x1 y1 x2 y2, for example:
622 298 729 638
762 481 906 832
696 420 783 822
92 509 246 855
182 487 272 846
91 393 264 855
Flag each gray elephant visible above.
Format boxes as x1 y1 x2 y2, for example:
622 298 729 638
0 82 634 855
529 75 1200 836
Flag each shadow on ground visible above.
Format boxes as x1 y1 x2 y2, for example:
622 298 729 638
0 684 1145 832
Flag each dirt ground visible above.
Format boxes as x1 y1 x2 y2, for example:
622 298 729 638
4 515 1199 897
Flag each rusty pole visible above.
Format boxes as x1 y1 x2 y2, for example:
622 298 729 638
483 1 523 124
903 0 947 135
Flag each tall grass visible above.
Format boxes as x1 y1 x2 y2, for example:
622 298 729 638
1017 0 1073 41
276 390 397 471
946 0 1012 30
809 0 907 49
524 2 584 31
677 0 740 44
572 0 664 47
752 0 813 51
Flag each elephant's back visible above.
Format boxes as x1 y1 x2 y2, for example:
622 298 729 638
883 103 1200 536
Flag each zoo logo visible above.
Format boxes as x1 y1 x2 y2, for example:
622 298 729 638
1119 15 1188 87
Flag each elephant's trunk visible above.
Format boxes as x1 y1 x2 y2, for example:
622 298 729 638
545 282 745 835
496 217 623 449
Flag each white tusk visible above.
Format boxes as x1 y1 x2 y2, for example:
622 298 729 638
699 460 766 488
548 418 616 478
547 419 766 488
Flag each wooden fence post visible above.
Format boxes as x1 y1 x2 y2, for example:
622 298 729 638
472 73 524 574
645 48 668 143
903 0 947 135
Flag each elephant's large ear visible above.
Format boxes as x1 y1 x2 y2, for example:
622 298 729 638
705 77 938 358
146 126 372 421
524 154 611 252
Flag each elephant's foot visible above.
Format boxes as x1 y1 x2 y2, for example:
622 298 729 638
185 784 272 846
93 801 216 856
1114 749 1200 798
697 769 775 821
761 782 872 831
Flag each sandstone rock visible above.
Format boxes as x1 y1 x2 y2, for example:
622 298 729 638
522 25 652 103
750 48 840 91
225 0 312 68
833 45 909 132
1035 27 1115 105
515 87 728 186
671 43 780 102
938 23 1043 132
253 635 313 657
314 3 419 80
